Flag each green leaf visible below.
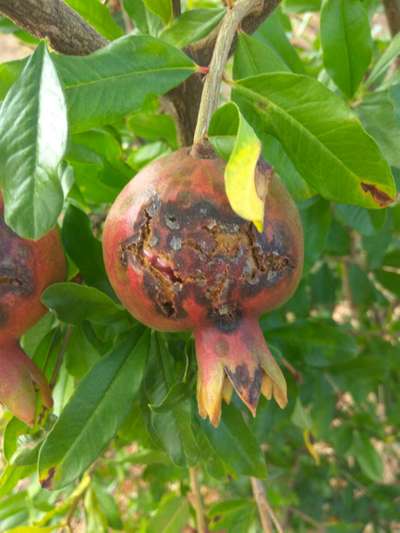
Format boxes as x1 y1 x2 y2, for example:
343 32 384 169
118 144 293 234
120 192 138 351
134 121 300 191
122 0 149 33
320 0 372 98
300 198 332 272
357 88 400 168
65 0 124 40
128 111 178 148
0 58 25 101
209 102 264 231
374 269 400 295
38 330 150 489
267 319 357 367
367 32 400 87
3 418 28 462
233 33 289 79
291 397 312 430
352 431 383 482
0 43 67 239
62 204 113 295
335 204 386 236
65 325 100 379
145 334 200 466
160 8 224 48
233 73 395 208
54 35 196 132
144 0 172 25
208 499 257 532
147 494 189 533
254 9 305 74
42 283 128 325
92 482 123 530
282 0 321 12
201 403 267 478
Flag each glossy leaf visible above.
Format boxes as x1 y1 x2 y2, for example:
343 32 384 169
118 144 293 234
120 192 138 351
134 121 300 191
160 8 224 48
233 73 395 208
42 283 128 325
147 494 189 533
122 0 149 33
0 58 25 100
0 43 67 239
144 334 200 466
62 204 113 295
209 102 264 231
54 35 196 132
233 32 289 79
321 0 372 98
38 330 149 489
65 0 123 40
357 88 400 168
368 32 400 87
201 403 267 478
144 0 172 25
254 9 305 73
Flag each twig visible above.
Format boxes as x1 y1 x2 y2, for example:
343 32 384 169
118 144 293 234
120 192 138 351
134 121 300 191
0 0 107 55
251 477 283 533
192 0 264 147
189 0 281 66
280 356 303 383
172 0 181 18
287 507 325 532
189 467 207 533
383 0 400 36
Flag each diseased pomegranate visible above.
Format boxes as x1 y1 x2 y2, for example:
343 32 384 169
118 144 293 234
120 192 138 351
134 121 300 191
0 197 66 425
103 147 303 426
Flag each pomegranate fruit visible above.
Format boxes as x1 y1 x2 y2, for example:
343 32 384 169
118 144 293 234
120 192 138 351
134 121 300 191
0 197 66 425
103 147 303 426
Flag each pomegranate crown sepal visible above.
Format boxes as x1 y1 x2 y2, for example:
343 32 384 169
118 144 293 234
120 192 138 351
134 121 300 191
0 338 53 426
195 316 287 427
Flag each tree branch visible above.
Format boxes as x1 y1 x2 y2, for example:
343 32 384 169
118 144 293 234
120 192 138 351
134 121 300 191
175 0 281 145
383 0 400 36
0 0 281 144
0 0 107 55
189 0 280 66
172 0 181 18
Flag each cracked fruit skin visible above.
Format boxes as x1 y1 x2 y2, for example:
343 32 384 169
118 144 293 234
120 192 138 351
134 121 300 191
103 148 304 426
0 197 66 425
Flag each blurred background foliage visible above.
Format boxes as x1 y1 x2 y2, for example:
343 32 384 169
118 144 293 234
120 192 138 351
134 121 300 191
0 0 399 531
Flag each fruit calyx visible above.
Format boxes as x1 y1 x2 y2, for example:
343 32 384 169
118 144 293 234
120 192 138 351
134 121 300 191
0 338 53 426
195 316 287 426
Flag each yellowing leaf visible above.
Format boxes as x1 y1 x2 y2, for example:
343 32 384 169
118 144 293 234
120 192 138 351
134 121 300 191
209 102 264 231
303 429 320 466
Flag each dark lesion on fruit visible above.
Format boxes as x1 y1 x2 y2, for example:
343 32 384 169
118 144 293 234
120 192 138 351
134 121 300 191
119 196 295 323
119 196 186 319
0 219 35 298
225 363 263 409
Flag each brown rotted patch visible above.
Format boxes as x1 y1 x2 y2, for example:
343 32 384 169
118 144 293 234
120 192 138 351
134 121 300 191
361 183 394 208
0 305 8 326
119 195 294 329
0 216 34 299
225 364 263 409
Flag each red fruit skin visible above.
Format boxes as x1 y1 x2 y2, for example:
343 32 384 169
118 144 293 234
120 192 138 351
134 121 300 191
103 148 303 424
0 198 66 424
103 148 303 329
